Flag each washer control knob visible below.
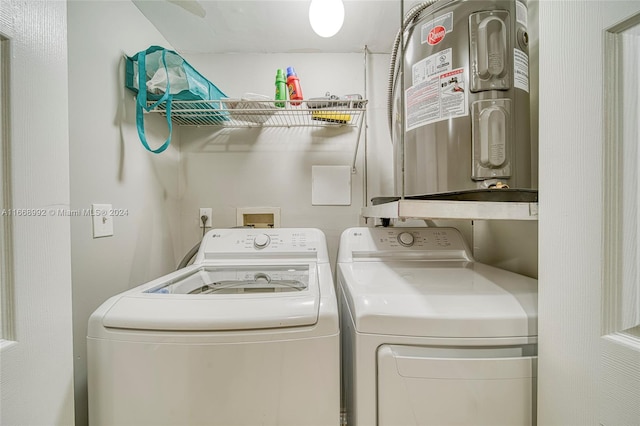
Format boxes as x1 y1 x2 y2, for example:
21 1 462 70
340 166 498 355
397 232 415 247
254 234 271 249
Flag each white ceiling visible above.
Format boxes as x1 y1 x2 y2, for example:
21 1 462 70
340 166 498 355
132 0 406 54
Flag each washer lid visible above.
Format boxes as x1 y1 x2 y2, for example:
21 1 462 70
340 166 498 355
102 264 319 331
339 260 537 338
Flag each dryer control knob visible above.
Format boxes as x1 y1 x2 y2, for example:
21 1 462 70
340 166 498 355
254 234 271 249
397 232 415 247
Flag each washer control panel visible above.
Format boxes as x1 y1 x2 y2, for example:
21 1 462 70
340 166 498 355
199 228 329 263
338 227 472 262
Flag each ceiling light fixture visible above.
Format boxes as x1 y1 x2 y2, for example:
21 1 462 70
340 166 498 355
309 0 345 38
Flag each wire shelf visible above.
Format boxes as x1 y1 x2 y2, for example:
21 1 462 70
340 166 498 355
146 98 368 128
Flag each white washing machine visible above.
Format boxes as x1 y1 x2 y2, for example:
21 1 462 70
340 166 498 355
337 227 538 426
88 228 339 426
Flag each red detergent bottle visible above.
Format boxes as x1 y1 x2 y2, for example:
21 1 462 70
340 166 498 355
286 66 303 106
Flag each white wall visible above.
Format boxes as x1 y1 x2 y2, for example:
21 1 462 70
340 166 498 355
363 54 396 202
179 52 393 265
67 2 182 425
0 1 75 425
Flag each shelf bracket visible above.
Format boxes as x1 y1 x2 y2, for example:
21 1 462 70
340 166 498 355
351 113 365 174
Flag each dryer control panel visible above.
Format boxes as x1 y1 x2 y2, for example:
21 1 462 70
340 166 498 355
337 227 473 262
197 228 330 263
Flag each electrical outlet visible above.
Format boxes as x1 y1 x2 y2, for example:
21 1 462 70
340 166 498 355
199 208 212 228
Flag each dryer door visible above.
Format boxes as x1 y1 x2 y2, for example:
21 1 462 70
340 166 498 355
377 344 537 426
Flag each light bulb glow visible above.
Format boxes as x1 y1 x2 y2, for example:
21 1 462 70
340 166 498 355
309 0 345 38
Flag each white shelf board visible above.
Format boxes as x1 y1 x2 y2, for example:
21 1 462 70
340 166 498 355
361 199 539 221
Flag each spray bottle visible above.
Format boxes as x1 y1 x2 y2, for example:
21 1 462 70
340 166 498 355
275 69 286 107
286 66 303 106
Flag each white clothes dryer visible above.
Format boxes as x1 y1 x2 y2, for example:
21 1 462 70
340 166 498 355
88 228 339 426
337 227 538 426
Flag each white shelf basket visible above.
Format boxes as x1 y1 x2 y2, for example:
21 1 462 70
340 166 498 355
146 98 367 128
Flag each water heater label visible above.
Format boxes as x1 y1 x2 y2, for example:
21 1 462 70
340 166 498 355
412 48 452 85
405 67 468 131
420 12 454 45
514 49 529 92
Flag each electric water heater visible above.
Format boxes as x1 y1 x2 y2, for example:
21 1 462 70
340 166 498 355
389 0 533 198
